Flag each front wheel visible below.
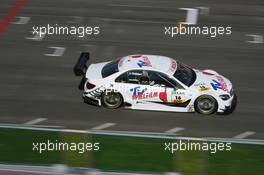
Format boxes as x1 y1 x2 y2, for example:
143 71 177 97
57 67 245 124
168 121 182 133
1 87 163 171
194 95 218 115
101 91 123 109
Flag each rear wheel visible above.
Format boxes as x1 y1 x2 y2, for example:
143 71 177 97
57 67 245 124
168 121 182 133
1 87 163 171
102 91 123 109
195 95 218 115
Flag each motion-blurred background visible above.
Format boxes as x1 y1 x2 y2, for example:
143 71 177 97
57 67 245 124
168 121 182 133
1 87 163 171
0 0 263 174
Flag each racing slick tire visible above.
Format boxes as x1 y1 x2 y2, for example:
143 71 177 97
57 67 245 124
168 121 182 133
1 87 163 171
194 95 218 115
102 91 123 109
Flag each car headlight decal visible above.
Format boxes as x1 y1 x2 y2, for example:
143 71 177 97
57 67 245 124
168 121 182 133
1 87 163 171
219 94 230 100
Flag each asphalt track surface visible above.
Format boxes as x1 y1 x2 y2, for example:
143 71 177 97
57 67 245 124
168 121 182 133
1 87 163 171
0 0 264 139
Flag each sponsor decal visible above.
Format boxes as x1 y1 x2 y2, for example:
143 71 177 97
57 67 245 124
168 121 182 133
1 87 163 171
175 91 185 95
202 71 214 76
169 60 177 72
159 88 185 103
194 82 210 91
159 88 168 102
187 105 194 112
172 96 184 103
194 82 206 87
171 61 177 69
128 71 142 76
211 76 228 91
132 92 158 100
130 86 147 96
172 91 185 103
130 86 158 100
137 56 152 68
198 87 210 91
131 55 142 58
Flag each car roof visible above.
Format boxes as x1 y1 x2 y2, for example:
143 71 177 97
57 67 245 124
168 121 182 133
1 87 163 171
118 55 177 75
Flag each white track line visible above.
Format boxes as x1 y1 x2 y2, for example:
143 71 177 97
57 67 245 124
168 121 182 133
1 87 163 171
101 18 165 24
165 127 185 134
233 131 256 139
12 16 30 24
179 8 199 25
0 124 263 144
91 123 116 130
3 123 63 128
246 34 263 44
24 118 47 125
44 47 66 57
110 4 153 8
24 124 64 128
25 32 46 41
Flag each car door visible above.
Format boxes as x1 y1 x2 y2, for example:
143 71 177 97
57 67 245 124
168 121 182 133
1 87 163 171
147 71 191 106
115 70 152 103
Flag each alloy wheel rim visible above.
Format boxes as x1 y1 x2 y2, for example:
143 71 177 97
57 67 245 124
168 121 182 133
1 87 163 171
105 93 120 106
198 98 215 113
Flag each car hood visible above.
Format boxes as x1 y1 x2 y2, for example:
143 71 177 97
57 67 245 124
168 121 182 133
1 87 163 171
85 62 108 80
190 69 233 95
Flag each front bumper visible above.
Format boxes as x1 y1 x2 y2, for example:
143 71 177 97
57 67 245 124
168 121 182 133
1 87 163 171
218 94 237 114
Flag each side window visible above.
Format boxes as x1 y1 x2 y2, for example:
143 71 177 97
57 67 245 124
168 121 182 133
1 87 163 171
115 72 128 83
148 71 183 89
169 77 184 89
115 70 143 84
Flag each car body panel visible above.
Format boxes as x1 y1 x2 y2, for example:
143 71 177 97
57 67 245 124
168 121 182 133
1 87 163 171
81 54 235 114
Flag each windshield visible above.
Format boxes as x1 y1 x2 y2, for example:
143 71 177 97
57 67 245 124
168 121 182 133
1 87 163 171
101 59 119 78
173 61 196 86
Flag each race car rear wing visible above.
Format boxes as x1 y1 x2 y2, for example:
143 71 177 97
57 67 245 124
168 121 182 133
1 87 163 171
74 52 89 76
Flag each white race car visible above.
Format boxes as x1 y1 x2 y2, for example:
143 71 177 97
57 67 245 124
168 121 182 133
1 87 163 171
74 53 237 115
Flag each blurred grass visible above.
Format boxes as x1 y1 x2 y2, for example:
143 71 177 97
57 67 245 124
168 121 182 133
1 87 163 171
177 147 206 175
0 129 62 165
60 132 93 167
92 135 175 172
208 144 264 175
0 128 264 174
